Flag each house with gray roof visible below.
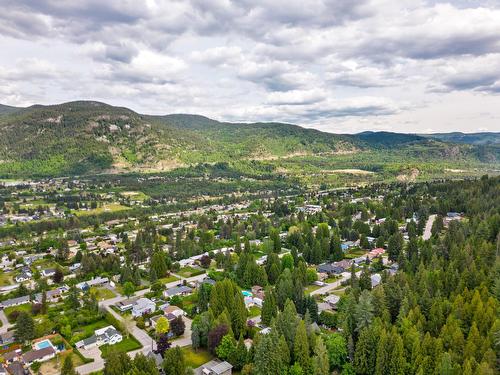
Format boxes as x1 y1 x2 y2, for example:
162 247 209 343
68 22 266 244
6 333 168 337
201 359 233 375
0 295 30 308
163 285 193 298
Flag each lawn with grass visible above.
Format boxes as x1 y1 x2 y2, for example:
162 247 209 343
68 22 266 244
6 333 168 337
181 346 213 368
159 275 179 284
4 303 32 322
90 287 116 301
39 351 84 375
304 284 322 294
74 203 130 217
248 306 261 318
0 272 13 286
99 336 142 358
72 319 110 339
177 266 205 278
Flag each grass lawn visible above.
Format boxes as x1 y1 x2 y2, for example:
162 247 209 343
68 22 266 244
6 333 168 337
5 303 32 322
0 272 13 286
248 306 261 318
90 287 116 301
73 319 110 338
177 266 205 278
159 275 179 284
38 351 84 375
324 276 340 283
181 346 213 368
304 284 322 294
74 203 130 217
99 336 142 358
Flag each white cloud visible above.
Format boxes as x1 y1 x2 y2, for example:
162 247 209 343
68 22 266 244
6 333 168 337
0 0 500 133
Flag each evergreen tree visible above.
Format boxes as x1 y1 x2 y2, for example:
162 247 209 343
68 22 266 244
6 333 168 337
261 287 277 326
312 337 329 375
163 347 186 375
293 320 310 372
359 264 372 291
15 312 35 344
61 355 77 375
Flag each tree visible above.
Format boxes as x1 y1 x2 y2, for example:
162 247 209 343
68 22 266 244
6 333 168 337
52 267 64 283
156 334 171 356
197 283 212 313
104 351 132 375
150 251 168 278
156 316 170 336
355 290 375 332
15 312 35 344
216 334 237 360
312 337 329 375
387 233 403 262
61 355 77 375
123 281 135 298
229 334 248 370
170 316 185 336
261 287 277 326
294 320 310 372
208 324 229 354
163 347 185 375
359 265 372 291
324 333 348 371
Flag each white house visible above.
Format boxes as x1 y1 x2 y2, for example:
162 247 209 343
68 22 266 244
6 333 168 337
76 325 123 350
132 298 156 317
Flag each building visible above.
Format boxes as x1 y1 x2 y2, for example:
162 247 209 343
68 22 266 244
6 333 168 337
75 276 109 290
75 325 123 350
371 274 382 288
164 285 193 298
0 295 30 309
116 298 138 312
163 305 186 318
324 294 340 309
41 269 56 278
0 331 15 345
22 346 56 366
201 359 233 375
132 298 156 317
5 361 26 375
317 263 344 275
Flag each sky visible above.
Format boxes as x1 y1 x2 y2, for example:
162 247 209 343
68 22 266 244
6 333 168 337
1 0 500 134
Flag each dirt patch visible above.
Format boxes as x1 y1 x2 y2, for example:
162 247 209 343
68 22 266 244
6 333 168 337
323 169 374 175
397 168 420 182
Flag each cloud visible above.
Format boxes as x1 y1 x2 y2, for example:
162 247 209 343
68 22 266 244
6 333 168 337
1 0 500 133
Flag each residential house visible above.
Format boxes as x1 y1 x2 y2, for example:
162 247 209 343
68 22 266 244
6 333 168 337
5 361 26 375
41 268 56 278
69 263 81 272
75 276 109 290
2 350 21 364
163 305 186 318
116 298 138 312
132 298 156 317
251 285 265 300
22 346 56 366
164 285 193 298
0 331 15 345
201 359 233 375
75 325 123 350
317 263 344 275
0 295 30 309
371 274 382 288
324 294 340 309
14 268 32 283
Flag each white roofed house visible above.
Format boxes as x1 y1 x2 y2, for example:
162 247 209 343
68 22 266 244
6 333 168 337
76 325 123 350
132 297 156 317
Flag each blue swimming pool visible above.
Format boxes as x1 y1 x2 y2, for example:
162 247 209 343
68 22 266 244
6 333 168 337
242 291 252 297
35 339 52 350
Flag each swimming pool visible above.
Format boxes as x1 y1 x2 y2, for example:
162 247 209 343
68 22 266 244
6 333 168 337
242 291 252 297
35 339 53 350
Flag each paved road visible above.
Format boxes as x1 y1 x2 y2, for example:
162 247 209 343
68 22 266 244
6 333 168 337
76 272 207 374
0 310 12 334
423 214 436 240
310 271 360 296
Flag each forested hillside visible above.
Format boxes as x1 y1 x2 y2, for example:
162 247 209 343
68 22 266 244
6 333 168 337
0 101 498 179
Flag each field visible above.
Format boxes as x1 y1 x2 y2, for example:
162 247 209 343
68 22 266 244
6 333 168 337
0 272 13 286
74 203 130 217
304 284 322 294
90 287 117 301
247 306 261 318
176 266 205 278
72 319 110 339
38 351 85 375
181 346 213 368
99 336 142 358
4 303 32 322
158 275 179 284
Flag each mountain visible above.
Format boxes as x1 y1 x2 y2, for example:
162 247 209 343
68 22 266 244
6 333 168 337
0 100 497 178
0 104 23 116
421 132 500 145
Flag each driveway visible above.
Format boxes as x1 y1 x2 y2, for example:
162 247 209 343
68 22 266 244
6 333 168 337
170 316 192 348
423 214 436 240
75 347 104 375
0 309 12 334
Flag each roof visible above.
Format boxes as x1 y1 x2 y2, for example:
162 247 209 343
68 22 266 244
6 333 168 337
203 360 233 375
6 362 25 375
22 346 55 363
133 298 155 309
1 295 30 307
165 285 192 296
3 350 19 361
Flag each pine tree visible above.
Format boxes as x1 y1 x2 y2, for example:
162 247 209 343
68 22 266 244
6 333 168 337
261 287 277 326
61 355 77 375
359 264 372 291
15 312 35 344
312 337 329 375
294 320 310 372
229 334 248 370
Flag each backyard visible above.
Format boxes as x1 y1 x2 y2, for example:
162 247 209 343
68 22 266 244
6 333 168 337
99 336 142 358
181 346 213 368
